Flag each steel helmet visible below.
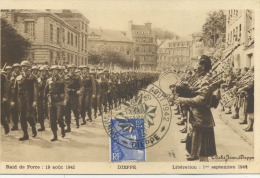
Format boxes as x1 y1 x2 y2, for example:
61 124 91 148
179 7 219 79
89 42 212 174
20 60 31 67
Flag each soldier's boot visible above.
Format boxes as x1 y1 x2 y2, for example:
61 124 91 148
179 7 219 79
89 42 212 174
65 125 71 133
81 117 86 125
11 124 18 131
61 127 65 138
76 119 80 129
4 124 10 135
240 113 248 125
232 107 239 119
245 117 254 132
19 131 29 141
38 124 45 132
51 131 58 142
32 126 37 137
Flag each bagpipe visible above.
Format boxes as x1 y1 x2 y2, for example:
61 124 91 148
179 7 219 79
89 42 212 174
171 42 244 107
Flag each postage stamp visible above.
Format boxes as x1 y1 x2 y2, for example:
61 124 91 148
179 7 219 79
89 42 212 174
110 118 146 162
103 84 172 162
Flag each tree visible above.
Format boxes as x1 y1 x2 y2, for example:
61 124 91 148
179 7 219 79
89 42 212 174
88 49 132 68
1 18 31 66
153 27 178 40
202 10 226 49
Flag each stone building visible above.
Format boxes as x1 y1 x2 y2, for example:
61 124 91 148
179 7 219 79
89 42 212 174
126 21 157 71
224 9 254 69
157 36 192 71
1 9 89 65
88 28 133 61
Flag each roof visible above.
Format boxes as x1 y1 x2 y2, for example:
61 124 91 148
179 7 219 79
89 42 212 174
132 25 151 31
174 35 192 41
158 39 172 48
88 28 132 42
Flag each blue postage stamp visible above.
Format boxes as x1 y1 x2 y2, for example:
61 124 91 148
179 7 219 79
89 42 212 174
110 118 146 162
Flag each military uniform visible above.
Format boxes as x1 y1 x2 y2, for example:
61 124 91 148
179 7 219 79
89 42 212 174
64 64 81 131
1 71 10 134
12 61 37 141
9 64 20 130
37 66 48 131
80 66 96 123
45 65 66 141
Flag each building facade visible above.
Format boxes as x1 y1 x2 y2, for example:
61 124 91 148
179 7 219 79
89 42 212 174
224 9 254 70
1 9 89 65
157 36 192 71
126 21 157 71
88 28 133 61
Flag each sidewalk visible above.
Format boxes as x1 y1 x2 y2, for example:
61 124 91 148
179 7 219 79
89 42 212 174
212 107 254 147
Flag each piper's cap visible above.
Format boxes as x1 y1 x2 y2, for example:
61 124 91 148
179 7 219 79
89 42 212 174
5 66 12 70
67 64 77 69
20 60 31 67
50 65 59 70
104 68 109 72
12 63 21 68
198 55 210 61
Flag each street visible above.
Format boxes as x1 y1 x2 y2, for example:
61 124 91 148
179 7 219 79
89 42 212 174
0 83 254 162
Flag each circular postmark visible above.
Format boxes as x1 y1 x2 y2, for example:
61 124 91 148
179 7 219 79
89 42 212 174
102 83 172 149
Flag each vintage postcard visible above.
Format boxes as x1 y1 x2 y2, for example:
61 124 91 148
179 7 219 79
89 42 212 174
0 0 260 174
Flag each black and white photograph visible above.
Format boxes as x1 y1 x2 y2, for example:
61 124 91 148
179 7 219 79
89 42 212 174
0 0 259 174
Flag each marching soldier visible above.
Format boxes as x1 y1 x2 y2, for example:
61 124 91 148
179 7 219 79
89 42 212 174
79 65 96 124
1 70 10 134
89 68 98 119
95 67 103 116
101 69 109 113
45 65 66 141
11 60 37 141
37 65 49 131
9 63 21 131
64 64 81 132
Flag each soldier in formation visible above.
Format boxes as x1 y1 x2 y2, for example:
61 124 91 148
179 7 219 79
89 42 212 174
1 60 159 142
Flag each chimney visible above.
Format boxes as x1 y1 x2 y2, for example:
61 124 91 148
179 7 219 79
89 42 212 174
145 22 152 30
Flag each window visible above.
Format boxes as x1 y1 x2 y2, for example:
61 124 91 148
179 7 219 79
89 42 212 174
24 21 35 37
143 38 145 42
50 24 53 42
71 33 73 46
68 31 70 44
75 36 78 47
57 27 60 44
136 47 139 51
127 50 130 55
82 36 84 50
85 36 87 51
62 28 65 43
